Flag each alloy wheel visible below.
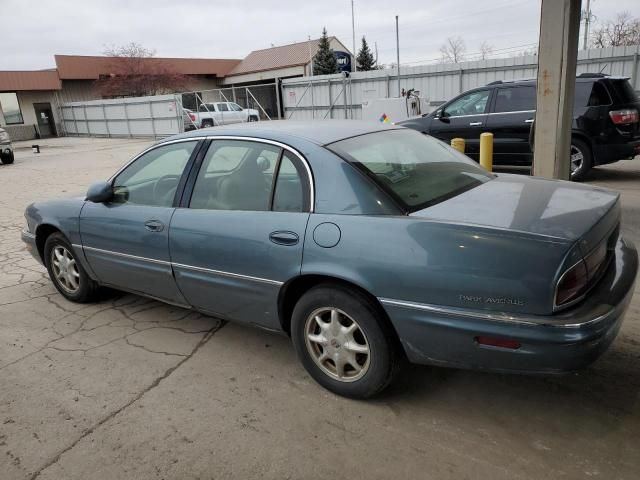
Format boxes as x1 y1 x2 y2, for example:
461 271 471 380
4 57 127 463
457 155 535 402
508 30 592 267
51 246 81 294
570 144 584 174
304 307 371 382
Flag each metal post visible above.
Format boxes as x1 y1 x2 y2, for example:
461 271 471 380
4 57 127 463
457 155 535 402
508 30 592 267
102 103 110 138
71 106 78 136
582 0 591 50
232 85 237 103
632 53 639 91
479 133 494 171
327 80 332 119
352 0 357 72
310 80 315 120
83 105 90 136
123 102 132 138
343 74 348 119
532 0 581 180
275 79 282 119
149 100 157 138
458 69 464 94
385 75 390 98
396 15 400 97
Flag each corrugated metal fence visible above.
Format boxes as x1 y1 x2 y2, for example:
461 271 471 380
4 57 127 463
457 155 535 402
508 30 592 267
60 94 183 138
282 45 640 121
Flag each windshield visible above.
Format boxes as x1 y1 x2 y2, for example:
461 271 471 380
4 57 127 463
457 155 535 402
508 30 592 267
328 129 494 212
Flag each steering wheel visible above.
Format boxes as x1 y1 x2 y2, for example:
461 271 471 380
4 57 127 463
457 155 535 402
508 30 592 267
153 175 179 205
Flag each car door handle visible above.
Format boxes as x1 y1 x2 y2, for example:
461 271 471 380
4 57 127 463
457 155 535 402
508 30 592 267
269 231 299 246
469 122 483 126
144 220 165 232
525 119 534 123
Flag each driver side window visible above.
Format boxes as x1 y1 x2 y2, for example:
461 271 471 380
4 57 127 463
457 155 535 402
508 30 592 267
112 141 197 207
443 90 491 117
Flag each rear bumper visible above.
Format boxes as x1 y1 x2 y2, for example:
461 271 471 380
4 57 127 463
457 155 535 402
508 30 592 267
593 139 640 165
381 236 637 374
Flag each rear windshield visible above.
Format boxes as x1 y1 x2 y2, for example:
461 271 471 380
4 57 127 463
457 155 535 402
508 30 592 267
610 79 638 103
327 129 494 212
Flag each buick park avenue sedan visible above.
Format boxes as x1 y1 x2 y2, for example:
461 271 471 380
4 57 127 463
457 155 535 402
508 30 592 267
22 121 637 398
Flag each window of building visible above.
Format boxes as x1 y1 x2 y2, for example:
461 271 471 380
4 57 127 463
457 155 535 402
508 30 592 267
0 93 24 124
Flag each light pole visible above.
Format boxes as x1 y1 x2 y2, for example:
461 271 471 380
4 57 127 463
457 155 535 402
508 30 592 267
352 0 357 71
396 15 400 97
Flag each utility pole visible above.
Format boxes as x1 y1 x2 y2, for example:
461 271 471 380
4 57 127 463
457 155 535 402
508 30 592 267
582 0 591 50
375 41 379 65
396 15 401 96
352 0 357 71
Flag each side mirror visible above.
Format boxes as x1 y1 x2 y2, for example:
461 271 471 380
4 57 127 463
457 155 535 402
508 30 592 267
86 181 113 203
439 114 450 123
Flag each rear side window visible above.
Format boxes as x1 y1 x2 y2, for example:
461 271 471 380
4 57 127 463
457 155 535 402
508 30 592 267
217 103 229 112
574 82 612 106
494 86 536 112
272 152 304 212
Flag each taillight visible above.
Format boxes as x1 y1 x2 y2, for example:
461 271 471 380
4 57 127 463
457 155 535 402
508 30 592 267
189 113 196 121
555 259 588 306
609 109 638 125
555 242 609 308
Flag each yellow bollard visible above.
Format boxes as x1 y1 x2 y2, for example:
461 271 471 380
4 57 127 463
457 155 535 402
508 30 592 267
480 132 494 171
451 138 465 154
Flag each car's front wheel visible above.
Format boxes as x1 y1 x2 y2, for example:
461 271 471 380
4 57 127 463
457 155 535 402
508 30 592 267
1 151 14 164
44 233 98 303
291 285 400 398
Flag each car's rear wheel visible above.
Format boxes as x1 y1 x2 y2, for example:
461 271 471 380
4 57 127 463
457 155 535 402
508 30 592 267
201 119 214 128
291 285 400 398
249 115 258 122
44 233 98 303
570 138 592 181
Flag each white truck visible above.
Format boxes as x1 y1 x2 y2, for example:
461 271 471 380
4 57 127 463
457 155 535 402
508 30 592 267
189 102 260 129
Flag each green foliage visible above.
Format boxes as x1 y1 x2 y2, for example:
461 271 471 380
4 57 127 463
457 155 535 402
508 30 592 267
356 36 376 71
313 28 338 75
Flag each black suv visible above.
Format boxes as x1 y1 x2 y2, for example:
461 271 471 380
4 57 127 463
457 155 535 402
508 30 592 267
399 73 640 180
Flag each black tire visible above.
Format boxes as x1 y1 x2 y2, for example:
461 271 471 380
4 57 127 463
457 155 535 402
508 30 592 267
291 285 400 399
249 115 258 122
570 138 592 182
1 151 14 165
44 232 99 303
201 119 214 128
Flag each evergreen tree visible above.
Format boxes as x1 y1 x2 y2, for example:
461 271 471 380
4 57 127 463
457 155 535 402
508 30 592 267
313 28 338 75
356 36 376 71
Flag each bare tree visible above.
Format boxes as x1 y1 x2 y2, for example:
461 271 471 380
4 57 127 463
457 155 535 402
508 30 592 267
95 42 189 98
591 11 640 48
479 41 494 60
439 36 466 63
518 46 538 57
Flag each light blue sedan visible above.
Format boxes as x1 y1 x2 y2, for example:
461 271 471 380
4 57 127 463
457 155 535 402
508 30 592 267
21 121 637 398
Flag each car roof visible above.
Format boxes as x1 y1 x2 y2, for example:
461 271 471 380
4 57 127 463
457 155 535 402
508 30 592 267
486 74 631 88
164 120 403 146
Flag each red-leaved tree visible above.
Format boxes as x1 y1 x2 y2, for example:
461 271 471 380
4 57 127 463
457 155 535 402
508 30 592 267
94 43 189 98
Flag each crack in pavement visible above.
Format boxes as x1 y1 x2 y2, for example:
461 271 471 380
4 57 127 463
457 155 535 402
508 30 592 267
28 320 226 480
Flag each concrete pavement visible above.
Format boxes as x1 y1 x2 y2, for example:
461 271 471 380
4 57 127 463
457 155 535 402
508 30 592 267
1 137 639 479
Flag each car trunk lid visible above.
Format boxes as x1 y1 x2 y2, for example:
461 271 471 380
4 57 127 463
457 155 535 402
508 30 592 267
410 174 620 248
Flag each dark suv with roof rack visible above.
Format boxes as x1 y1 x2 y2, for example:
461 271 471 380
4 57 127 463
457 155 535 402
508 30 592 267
399 73 640 180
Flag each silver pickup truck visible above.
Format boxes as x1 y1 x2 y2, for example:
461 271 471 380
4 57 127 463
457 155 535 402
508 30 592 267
188 102 260 129
0 127 14 164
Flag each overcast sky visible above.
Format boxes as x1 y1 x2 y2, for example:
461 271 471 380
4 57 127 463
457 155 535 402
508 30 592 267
3 0 639 70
